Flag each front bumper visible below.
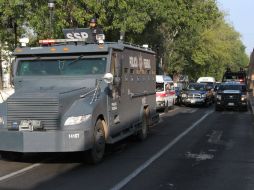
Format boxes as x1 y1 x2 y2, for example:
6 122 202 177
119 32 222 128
0 129 92 153
216 100 247 108
182 98 205 105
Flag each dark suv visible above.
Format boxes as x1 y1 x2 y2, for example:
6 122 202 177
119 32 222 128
215 82 248 111
180 83 213 106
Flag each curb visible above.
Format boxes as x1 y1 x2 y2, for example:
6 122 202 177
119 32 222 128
248 92 254 114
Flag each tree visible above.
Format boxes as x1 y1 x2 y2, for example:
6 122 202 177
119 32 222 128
0 0 249 82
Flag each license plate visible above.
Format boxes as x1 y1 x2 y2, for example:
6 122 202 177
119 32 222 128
228 102 234 106
19 120 42 131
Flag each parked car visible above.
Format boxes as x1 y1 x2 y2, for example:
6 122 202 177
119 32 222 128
156 75 176 112
215 81 248 111
181 83 213 106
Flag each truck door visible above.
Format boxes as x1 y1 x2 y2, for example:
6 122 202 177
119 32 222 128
108 52 124 134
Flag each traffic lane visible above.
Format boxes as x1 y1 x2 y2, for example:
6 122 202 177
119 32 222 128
0 158 37 178
0 106 212 190
121 110 254 190
0 152 62 179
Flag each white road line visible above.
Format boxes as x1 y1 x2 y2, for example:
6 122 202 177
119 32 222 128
110 110 213 190
0 163 41 182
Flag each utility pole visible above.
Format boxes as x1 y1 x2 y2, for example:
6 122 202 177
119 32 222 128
48 0 55 38
0 44 3 90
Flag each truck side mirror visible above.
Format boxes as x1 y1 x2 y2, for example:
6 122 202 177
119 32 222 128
103 73 113 84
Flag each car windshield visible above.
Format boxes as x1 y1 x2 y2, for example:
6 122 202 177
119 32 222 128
187 84 206 91
219 84 246 92
16 57 107 76
156 82 164 92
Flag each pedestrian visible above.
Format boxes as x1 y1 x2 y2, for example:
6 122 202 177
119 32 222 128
89 18 103 43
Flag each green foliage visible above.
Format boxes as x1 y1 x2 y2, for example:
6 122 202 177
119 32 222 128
0 0 249 81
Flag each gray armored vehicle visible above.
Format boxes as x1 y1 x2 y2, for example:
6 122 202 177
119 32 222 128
0 31 159 163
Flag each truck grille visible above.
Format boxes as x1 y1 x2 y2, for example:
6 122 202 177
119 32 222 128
223 94 240 102
7 97 59 129
188 94 201 98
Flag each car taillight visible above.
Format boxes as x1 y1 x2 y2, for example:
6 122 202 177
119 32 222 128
239 79 244 83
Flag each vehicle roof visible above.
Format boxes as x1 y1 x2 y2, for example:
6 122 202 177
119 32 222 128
197 77 215 83
156 75 173 83
13 41 155 56
189 82 206 86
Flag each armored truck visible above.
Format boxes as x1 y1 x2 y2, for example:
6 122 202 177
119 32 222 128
0 33 159 163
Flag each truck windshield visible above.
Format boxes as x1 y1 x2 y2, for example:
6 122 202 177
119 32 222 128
16 57 107 76
156 82 164 92
219 85 246 92
187 84 206 91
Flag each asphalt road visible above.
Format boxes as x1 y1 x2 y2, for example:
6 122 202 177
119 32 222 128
0 105 253 190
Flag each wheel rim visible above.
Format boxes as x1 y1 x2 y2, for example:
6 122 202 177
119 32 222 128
142 115 148 137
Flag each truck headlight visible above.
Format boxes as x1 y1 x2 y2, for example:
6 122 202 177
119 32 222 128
201 94 206 98
64 114 92 126
241 95 247 101
216 95 222 100
181 94 187 98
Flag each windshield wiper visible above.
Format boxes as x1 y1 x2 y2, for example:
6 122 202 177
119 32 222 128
68 55 84 65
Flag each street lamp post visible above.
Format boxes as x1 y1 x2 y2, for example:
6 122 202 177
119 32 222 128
48 0 55 38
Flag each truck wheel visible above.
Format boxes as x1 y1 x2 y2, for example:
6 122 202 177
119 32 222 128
241 106 248 112
164 102 169 113
215 106 222 111
85 119 106 164
137 111 148 141
170 101 174 110
1 152 23 161
204 101 209 107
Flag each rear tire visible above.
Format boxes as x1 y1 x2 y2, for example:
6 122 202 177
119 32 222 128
137 111 148 141
85 119 106 164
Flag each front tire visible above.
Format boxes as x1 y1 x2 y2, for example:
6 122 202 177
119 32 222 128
164 102 169 113
215 106 222 111
85 119 106 164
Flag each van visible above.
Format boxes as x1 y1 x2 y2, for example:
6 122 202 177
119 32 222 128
197 77 216 84
197 77 216 101
156 75 176 112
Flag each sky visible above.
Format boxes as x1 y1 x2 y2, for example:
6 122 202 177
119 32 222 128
217 0 254 56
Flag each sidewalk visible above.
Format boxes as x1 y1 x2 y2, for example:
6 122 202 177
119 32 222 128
248 91 254 114
0 87 14 103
